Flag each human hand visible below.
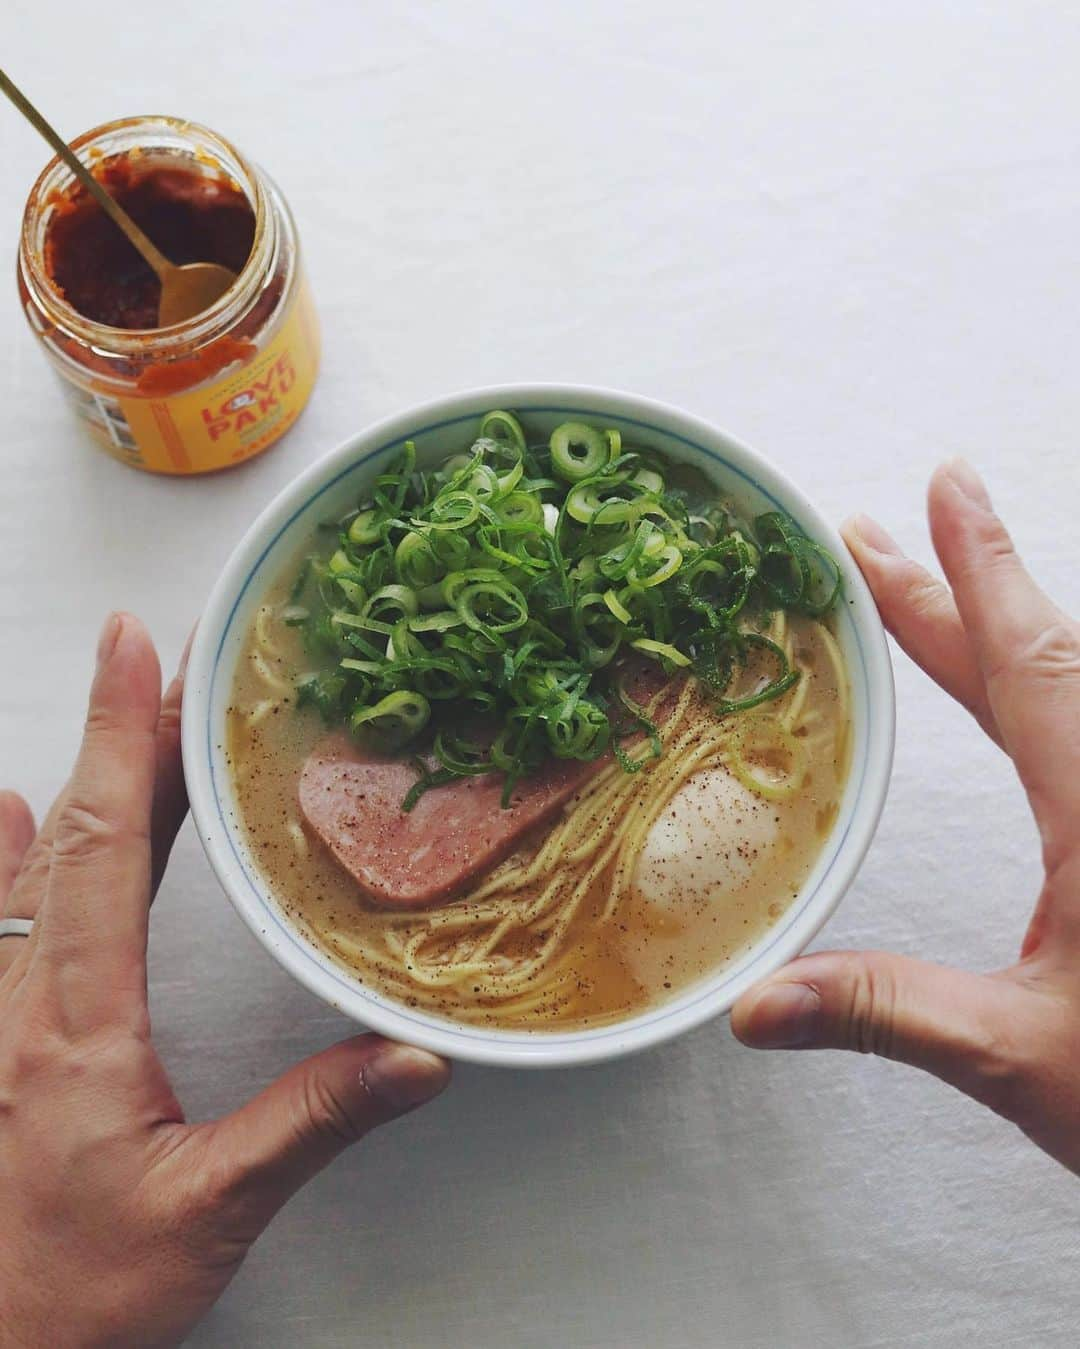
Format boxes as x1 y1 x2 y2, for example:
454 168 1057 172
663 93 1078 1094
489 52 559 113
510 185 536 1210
0 615 450 1349
732 460 1080 1175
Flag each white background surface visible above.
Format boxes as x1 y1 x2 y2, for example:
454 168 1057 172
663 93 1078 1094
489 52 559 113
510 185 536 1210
3 3 1080 1346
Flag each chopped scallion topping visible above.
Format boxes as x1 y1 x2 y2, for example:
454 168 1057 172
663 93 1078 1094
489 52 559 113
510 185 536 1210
287 413 841 807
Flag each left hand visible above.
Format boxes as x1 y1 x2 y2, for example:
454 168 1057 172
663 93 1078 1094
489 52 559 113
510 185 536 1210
0 614 450 1349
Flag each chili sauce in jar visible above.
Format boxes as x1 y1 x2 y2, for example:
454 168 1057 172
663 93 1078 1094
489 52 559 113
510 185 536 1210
18 116 320 474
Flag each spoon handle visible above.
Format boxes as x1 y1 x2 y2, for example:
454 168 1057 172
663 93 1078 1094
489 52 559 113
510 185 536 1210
0 69 174 281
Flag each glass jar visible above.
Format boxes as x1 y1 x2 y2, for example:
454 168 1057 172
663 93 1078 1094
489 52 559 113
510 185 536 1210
18 116 320 475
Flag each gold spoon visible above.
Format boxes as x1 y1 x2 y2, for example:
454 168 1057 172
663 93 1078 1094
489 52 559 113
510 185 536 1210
0 70 237 326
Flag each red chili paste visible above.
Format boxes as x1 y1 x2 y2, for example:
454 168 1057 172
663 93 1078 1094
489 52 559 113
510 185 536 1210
44 154 255 330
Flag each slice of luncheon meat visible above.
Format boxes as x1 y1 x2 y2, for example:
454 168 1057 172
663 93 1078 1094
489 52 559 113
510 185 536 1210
298 663 682 911
298 733 601 910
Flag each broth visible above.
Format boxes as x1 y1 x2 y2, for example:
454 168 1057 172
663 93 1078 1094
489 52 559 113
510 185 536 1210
227 583 850 1031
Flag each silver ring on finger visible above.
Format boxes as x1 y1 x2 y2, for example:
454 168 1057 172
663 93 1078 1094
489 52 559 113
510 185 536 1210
0 918 33 940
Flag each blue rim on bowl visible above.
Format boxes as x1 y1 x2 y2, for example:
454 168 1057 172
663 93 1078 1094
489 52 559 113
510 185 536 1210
181 384 895 1067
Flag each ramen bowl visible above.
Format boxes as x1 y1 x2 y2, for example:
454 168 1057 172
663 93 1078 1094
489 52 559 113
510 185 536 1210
182 384 894 1067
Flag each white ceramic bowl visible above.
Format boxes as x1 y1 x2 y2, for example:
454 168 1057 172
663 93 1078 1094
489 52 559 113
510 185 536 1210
182 384 894 1068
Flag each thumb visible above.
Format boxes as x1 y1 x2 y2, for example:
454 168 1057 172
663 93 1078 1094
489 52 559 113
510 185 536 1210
201 1034 450 1236
731 951 1033 1112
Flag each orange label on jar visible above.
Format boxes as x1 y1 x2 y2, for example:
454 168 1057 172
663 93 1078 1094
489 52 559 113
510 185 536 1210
76 281 319 475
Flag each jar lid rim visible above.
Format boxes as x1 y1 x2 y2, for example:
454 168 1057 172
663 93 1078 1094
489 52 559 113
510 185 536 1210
18 114 274 357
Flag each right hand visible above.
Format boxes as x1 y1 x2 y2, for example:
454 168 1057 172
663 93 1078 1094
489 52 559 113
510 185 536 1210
0 614 450 1348
732 459 1080 1175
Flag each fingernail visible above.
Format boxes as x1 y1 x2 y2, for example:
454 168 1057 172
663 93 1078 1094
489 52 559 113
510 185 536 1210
848 513 902 558
943 457 992 511
362 1044 450 1112
743 983 821 1049
96 613 122 671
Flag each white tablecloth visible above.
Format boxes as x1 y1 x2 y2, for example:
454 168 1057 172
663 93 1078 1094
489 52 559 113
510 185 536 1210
3 4 1079 1345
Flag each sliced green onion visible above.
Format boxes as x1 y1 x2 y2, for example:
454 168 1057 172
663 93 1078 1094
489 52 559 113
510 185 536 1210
433 731 495 776
401 766 460 813
496 456 525 496
499 491 544 526
590 496 639 526
574 592 622 667
638 544 683 588
464 463 500 498
714 633 799 713
603 589 633 624
408 610 464 633
394 532 442 589
597 520 654 582
363 584 419 622
350 690 431 749
284 408 842 808
631 637 692 668
550 422 611 482
348 509 383 546
614 682 663 765
632 466 664 494
341 629 384 660
387 618 425 662
441 567 506 607
422 491 483 532
296 670 346 721
566 477 636 524
332 610 392 635
479 409 527 453
456 581 529 636
754 513 842 616
545 697 611 760
335 577 366 608
430 530 470 570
